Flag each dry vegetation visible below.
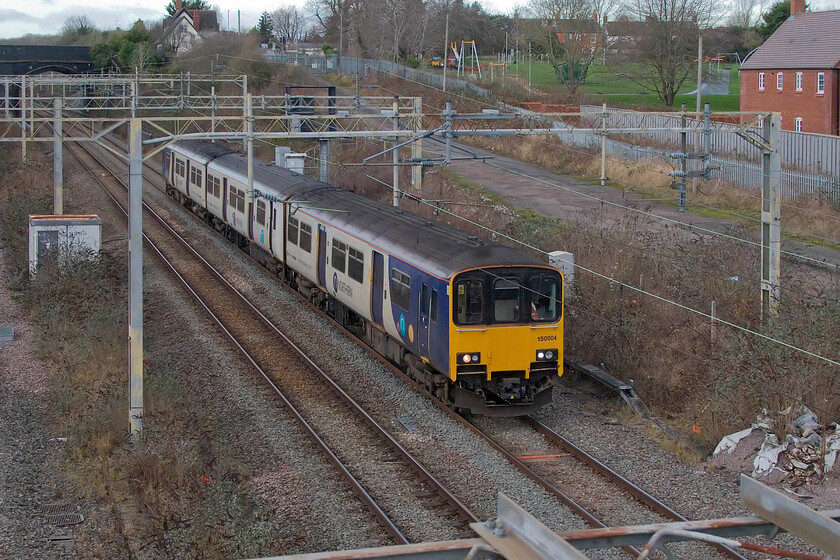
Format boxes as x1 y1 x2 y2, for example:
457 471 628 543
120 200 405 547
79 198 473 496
326 73 840 448
0 144 282 557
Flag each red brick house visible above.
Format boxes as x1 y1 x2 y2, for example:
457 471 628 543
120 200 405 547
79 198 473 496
740 0 840 135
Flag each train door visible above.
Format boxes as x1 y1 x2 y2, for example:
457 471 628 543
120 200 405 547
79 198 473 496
317 224 327 288
269 203 275 253
222 178 228 222
419 282 431 357
371 251 384 327
185 161 191 197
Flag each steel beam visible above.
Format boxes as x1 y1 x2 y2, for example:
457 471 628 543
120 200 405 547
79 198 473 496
741 474 840 557
128 117 144 434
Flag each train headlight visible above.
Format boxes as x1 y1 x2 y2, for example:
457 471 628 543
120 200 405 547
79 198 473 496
536 349 557 362
457 352 481 364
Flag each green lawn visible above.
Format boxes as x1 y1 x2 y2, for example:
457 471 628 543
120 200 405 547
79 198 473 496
483 59 741 112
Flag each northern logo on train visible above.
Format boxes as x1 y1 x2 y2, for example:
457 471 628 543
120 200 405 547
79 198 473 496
332 272 352 297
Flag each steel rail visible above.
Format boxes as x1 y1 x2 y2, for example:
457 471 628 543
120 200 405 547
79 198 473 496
522 418 749 560
71 125 740 558
64 137 477 544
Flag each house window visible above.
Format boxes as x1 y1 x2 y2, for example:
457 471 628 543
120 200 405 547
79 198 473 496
331 239 347 273
590 34 597 43
795 117 803 132
391 268 412 310
796 72 803 92
758 72 765 91
777 72 783 91
817 72 825 94
347 247 364 283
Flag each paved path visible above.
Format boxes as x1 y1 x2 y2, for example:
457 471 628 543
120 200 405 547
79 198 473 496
422 139 840 269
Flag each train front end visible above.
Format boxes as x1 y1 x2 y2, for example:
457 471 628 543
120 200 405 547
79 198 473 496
448 266 564 416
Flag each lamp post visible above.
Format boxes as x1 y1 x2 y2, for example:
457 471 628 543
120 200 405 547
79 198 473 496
515 33 519 79
528 40 532 91
503 24 508 77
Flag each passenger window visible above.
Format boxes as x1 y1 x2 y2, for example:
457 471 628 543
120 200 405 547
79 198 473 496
348 247 364 283
237 190 246 213
256 200 266 225
494 278 521 323
299 222 312 253
190 166 202 187
287 217 299 246
391 269 411 310
455 279 484 325
332 239 347 273
421 284 430 314
431 289 438 322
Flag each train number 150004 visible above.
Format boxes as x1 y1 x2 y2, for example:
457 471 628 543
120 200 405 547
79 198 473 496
537 335 557 342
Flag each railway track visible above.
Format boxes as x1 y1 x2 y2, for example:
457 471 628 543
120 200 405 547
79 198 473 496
71 130 747 558
64 136 479 545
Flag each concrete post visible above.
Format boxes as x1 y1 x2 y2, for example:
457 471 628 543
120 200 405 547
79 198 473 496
411 97 422 193
242 75 248 150
444 101 454 165
679 104 687 213
392 98 399 207
211 86 216 142
3 78 8 118
128 117 144 434
760 112 782 319
21 75 26 162
53 98 63 215
247 94 254 201
319 139 330 183
600 103 607 186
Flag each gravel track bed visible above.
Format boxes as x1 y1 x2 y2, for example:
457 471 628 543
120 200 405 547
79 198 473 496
65 142 391 555
533 386 823 558
79 143 474 544
101 149 631 559
94 139 821 558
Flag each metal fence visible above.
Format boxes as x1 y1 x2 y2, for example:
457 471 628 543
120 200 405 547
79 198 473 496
261 54 839 202
581 105 840 177
557 128 840 203
263 53 490 97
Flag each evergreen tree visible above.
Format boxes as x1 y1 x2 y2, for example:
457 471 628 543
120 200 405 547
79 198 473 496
165 0 210 16
755 0 806 39
256 11 273 43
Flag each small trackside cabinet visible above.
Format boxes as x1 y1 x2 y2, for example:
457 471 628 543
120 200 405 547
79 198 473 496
28 214 101 274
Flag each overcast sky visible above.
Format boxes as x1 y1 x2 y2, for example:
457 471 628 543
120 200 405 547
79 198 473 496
1 0 837 40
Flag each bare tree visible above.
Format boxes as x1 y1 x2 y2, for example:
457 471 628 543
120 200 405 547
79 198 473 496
61 15 97 41
727 0 763 27
625 0 716 107
526 0 609 96
272 7 306 44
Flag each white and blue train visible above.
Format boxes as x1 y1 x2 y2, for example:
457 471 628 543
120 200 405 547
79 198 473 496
163 140 565 415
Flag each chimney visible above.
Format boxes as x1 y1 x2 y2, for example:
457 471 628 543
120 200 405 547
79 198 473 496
593 10 598 21
790 0 805 14
193 9 200 31
175 0 182 11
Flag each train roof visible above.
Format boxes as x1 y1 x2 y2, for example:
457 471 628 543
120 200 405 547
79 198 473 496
170 140 546 279
292 187 544 279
